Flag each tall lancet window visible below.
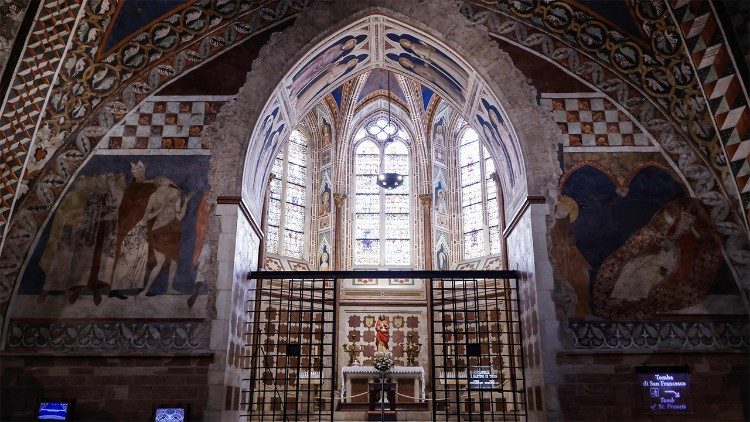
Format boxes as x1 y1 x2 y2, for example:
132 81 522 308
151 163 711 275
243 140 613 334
459 127 500 259
354 119 412 266
266 129 308 259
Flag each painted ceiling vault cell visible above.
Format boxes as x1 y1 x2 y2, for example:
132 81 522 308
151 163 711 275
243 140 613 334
421 86 434 110
246 15 526 220
357 69 406 103
285 23 371 113
103 0 192 53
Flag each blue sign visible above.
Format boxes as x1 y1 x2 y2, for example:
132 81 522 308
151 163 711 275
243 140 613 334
38 402 70 420
637 367 692 414
155 407 186 422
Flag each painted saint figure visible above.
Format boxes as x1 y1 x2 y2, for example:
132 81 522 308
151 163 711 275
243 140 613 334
609 208 696 301
549 196 591 317
375 316 390 352
321 122 331 147
319 245 330 271
435 183 447 214
320 182 332 216
436 245 449 270
37 177 95 302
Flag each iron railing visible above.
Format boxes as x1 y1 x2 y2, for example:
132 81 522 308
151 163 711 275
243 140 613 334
241 270 526 421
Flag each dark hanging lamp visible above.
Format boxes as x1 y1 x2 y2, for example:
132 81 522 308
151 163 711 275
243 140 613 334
376 71 404 190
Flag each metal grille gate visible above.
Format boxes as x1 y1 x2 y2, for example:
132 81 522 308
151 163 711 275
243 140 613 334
431 275 526 421
243 271 525 421
243 275 337 421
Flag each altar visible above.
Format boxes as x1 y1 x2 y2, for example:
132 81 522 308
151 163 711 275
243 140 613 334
340 366 426 403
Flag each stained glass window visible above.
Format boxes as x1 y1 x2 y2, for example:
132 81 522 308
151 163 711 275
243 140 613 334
353 120 412 267
265 130 308 259
354 140 382 265
459 127 501 259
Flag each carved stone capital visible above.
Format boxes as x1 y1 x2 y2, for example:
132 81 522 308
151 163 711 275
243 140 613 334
333 193 347 207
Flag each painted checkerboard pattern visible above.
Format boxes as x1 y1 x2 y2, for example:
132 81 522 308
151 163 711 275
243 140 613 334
101 98 228 150
541 96 649 147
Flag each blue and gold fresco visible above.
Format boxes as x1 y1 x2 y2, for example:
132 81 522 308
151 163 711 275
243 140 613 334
552 164 739 320
288 33 369 106
385 32 467 103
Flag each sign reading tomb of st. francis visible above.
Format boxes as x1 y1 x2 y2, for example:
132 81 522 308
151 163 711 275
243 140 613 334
637 366 692 414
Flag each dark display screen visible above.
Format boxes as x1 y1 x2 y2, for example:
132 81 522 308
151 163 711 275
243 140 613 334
37 401 70 420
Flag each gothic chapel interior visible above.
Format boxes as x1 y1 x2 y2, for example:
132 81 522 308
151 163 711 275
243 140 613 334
0 0 748 421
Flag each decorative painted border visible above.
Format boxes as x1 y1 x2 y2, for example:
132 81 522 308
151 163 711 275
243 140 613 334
5 319 211 353
668 0 750 209
568 320 749 350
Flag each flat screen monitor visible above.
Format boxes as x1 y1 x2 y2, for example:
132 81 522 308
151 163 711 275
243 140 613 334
153 404 190 422
37 400 74 421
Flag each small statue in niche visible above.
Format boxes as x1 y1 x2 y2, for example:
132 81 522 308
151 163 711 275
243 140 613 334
375 316 390 352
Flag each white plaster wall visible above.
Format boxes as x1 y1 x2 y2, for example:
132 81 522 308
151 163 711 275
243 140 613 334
205 203 261 421
506 203 559 421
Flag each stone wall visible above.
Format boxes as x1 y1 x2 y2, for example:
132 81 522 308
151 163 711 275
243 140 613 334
0 355 212 421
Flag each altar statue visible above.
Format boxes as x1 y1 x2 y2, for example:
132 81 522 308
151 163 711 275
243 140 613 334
375 316 390 352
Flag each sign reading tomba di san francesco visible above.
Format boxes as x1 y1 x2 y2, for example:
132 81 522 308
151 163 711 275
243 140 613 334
636 366 692 414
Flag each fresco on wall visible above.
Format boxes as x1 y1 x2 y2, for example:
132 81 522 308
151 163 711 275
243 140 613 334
384 31 467 103
248 102 286 211
475 96 522 190
552 164 740 320
319 171 332 216
433 174 447 214
435 235 450 270
433 118 447 164
287 31 369 109
321 118 332 148
20 155 210 305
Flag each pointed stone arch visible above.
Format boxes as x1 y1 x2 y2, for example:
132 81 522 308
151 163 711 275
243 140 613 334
200 2 565 418
204 1 561 221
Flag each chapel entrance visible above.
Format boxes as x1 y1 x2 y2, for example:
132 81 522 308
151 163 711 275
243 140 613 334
242 271 526 421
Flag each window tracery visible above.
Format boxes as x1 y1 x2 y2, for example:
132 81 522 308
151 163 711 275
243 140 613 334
459 127 500 259
266 129 308 259
353 118 412 267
